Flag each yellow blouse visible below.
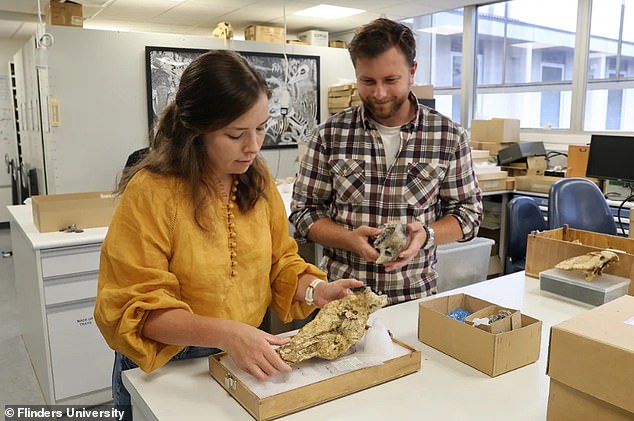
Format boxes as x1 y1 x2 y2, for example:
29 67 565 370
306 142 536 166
94 170 325 372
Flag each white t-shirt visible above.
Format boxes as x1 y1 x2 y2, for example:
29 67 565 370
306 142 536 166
373 121 402 168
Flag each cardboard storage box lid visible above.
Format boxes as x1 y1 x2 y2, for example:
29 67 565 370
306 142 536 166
526 226 634 295
418 293 542 377
209 338 421 421
547 295 634 413
31 191 118 233
547 379 634 421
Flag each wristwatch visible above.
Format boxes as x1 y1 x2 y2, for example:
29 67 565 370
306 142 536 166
422 225 435 250
305 279 325 306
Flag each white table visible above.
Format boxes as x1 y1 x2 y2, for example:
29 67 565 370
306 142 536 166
123 272 593 421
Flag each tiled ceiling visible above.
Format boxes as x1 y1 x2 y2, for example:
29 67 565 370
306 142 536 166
0 0 488 40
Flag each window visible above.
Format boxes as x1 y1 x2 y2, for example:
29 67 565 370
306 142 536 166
584 0 634 131
401 9 464 121
474 0 578 128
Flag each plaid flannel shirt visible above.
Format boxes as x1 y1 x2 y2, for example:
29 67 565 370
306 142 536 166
290 95 483 304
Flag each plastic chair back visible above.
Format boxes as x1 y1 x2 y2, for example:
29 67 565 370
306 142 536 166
548 178 617 235
506 196 547 273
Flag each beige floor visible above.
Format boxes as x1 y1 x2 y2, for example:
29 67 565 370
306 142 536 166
0 227 46 407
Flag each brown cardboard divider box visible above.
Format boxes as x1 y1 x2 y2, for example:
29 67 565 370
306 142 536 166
418 293 542 377
546 295 634 418
31 191 118 233
208 338 421 421
464 305 522 334
525 226 634 295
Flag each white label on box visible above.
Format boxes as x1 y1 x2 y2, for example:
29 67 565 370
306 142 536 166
625 316 634 326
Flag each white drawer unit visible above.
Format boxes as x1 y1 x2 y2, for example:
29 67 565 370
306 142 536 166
9 205 112 406
43 272 99 306
47 300 113 401
41 244 101 278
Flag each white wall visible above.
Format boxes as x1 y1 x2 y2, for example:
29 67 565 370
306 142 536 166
30 26 355 193
0 39 25 75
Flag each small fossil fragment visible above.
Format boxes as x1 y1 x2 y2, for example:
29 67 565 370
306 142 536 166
277 287 388 364
555 250 619 280
374 221 408 264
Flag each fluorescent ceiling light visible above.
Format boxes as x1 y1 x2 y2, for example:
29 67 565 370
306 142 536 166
418 25 463 36
294 4 365 19
511 41 558 50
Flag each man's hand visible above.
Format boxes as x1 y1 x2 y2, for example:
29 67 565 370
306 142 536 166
350 225 382 261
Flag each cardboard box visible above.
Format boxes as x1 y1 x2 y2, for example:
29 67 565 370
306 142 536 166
464 305 521 334
471 141 507 155
298 30 328 47
209 338 421 420
31 191 118 233
46 0 83 27
245 25 285 43
547 295 634 415
478 178 507 192
411 85 434 99
470 118 520 143
525 226 634 295
504 156 547 176
513 175 561 193
418 293 542 376
547 379 634 421
328 40 347 48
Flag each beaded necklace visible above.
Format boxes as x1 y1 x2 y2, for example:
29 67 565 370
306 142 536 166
216 176 239 278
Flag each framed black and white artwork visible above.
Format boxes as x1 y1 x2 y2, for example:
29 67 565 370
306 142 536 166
145 46 320 149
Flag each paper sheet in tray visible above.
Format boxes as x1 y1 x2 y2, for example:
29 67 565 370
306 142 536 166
208 335 421 421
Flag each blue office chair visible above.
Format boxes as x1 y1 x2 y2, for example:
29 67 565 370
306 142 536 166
506 196 547 273
548 177 617 235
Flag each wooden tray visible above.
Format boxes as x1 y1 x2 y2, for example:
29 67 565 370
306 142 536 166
208 338 421 421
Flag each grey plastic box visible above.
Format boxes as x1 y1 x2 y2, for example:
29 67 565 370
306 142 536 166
539 268 630 306
436 237 494 292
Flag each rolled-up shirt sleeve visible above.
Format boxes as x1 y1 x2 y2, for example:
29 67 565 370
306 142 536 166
289 129 333 241
440 126 483 241
94 173 190 373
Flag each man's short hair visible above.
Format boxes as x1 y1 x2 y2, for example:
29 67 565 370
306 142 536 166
348 18 416 67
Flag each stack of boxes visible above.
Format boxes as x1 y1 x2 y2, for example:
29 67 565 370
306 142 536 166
472 149 508 193
470 118 520 156
327 83 361 114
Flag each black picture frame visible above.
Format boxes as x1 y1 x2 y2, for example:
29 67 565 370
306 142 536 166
145 46 320 149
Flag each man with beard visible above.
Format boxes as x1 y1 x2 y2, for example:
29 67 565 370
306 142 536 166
290 18 483 305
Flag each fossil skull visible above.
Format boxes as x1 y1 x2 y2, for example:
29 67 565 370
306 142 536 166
277 287 388 364
374 221 408 264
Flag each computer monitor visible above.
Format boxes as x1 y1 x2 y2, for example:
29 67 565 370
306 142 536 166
585 134 634 184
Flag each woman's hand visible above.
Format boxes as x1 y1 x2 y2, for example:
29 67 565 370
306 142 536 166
313 278 364 308
219 321 292 380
